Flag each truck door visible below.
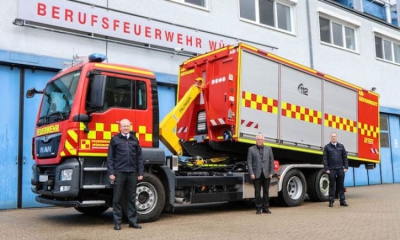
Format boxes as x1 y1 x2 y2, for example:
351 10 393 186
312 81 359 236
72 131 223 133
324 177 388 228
82 73 153 155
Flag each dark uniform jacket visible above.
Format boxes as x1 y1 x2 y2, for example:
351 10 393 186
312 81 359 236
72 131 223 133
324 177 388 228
323 142 348 171
107 131 144 176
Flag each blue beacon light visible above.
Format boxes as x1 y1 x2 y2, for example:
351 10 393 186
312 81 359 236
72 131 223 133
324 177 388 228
88 53 107 62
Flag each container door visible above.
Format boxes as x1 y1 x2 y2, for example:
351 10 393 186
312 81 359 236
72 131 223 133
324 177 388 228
0 66 20 209
22 69 56 207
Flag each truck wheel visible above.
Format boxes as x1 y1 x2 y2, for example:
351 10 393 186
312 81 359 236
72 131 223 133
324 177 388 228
74 206 109 215
136 173 165 223
278 169 306 207
120 173 165 222
307 169 329 202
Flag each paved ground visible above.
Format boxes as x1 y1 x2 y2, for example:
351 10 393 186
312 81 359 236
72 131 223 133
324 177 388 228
1 184 400 240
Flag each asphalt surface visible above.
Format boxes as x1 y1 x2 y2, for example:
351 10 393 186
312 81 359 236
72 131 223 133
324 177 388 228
1 184 400 240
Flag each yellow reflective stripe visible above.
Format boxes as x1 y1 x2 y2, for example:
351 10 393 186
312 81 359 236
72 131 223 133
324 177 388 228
95 63 154 77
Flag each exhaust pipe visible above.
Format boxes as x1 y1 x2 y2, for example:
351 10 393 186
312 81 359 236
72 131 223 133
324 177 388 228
175 197 186 204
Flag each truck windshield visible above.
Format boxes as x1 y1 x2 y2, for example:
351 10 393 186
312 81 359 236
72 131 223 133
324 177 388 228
38 71 80 126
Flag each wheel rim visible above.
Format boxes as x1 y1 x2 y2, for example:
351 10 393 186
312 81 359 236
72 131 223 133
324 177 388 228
136 182 158 215
319 174 329 196
286 176 303 200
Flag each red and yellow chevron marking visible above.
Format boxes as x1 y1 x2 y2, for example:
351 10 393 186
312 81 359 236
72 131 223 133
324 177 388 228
78 122 153 150
85 123 119 140
324 114 357 133
281 102 322 124
358 122 379 138
60 129 79 157
137 125 152 142
241 91 278 114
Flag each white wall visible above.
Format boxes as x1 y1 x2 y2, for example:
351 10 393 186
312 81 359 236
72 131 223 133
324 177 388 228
0 0 399 107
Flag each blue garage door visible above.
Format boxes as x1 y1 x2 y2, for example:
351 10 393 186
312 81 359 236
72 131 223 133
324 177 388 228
22 69 57 207
389 115 400 183
157 84 177 155
0 66 21 209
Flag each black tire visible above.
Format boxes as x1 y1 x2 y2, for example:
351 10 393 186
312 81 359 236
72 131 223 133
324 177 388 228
74 206 109 215
278 169 306 207
307 169 329 202
121 173 165 223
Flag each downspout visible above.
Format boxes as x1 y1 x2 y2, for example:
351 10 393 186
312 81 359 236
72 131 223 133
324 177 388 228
306 0 314 68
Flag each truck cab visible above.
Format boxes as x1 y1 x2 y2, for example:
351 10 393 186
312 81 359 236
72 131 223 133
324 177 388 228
29 54 168 222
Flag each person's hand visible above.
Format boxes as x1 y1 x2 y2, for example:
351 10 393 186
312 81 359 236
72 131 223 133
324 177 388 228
250 174 255 180
138 175 143 181
326 170 330 174
269 174 273 178
109 175 116 181
344 169 348 173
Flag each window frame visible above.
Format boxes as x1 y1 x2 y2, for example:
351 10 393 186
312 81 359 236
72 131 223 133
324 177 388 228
239 0 296 34
168 0 209 10
87 75 148 112
379 114 390 148
318 15 358 52
375 34 400 65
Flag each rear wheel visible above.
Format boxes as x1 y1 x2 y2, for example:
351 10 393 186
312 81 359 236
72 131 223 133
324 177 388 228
278 169 306 206
74 206 109 215
307 169 329 202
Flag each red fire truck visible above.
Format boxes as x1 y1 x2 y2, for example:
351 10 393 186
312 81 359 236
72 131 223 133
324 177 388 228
28 43 380 222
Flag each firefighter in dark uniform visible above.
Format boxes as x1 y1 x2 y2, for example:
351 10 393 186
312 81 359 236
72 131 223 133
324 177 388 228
107 118 144 230
323 132 349 207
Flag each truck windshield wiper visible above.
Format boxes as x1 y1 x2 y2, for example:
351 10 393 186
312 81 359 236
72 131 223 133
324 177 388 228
48 111 66 121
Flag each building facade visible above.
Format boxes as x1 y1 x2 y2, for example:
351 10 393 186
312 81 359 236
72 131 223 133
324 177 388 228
1 0 399 209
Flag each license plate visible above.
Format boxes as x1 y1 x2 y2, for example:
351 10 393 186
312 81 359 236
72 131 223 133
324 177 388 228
39 175 48 182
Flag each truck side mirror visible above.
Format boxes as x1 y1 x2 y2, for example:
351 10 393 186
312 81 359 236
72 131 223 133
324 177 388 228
90 75 106 109
26 88 43 98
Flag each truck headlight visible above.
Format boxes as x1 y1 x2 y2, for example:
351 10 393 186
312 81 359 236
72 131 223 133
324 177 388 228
60 169 73 181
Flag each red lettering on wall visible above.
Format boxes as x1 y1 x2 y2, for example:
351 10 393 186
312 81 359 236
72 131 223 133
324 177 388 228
65 9 73 22
102 17 109 29
186 36 193 46
133 24 141 36
165 31 174 42
154 28 161 40
196 38 202 48
113 19 119 31
145 26 151 38
37 3 46 16
123 22 130 34
91 15 98 26
177 33 183 44
52 6 60 19
78 12 86 24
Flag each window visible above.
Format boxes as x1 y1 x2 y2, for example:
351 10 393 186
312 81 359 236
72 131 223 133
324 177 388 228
86 76 147 111
375 35 400 64
169 0 208 8
239 0 295 32
319 16 357 51
379 114 389 148
39 71 80 125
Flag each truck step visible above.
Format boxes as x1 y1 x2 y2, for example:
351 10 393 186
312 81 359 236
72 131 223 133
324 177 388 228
82 185 108 189
83 167 107 171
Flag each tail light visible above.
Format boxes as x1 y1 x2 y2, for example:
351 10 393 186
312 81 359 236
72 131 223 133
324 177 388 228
274 160 280 172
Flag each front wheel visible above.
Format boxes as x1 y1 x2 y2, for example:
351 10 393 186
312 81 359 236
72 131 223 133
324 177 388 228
136 173 165 223
278 169 306 207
